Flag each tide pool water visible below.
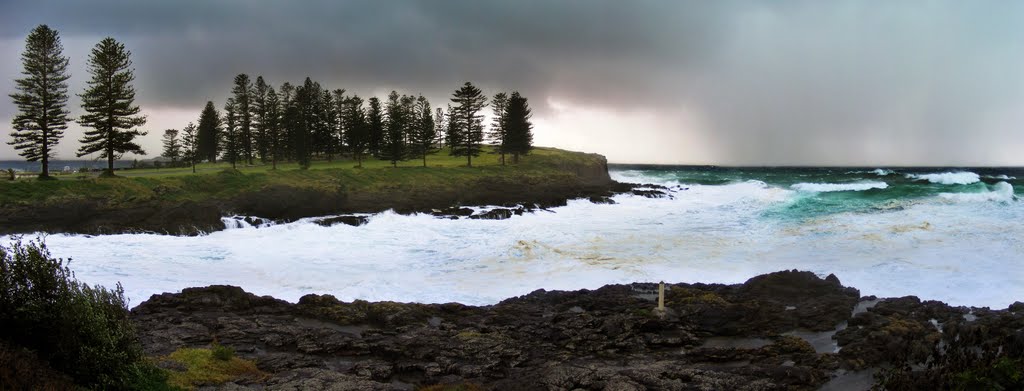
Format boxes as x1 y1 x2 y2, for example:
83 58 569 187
6 166 1023 309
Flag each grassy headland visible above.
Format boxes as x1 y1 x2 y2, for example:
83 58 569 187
0 147 613 234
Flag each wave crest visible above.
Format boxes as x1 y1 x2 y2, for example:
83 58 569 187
939 182 1015 202
791 181 889 192
907 172 980 185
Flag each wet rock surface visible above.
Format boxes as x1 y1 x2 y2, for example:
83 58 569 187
128 270 1024 390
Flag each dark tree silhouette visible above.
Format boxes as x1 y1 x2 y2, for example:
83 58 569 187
230 74 253 165
8 25 71 179
76 37 147 175
488 92 509 165
161 128 180 164
342 95 369 167
221 98 239 169
380 91 407 166
409 95 436 167
449 82 487 167
366 97 384 157
196 101 221 163
265 87 281 169
503 91 534 163
180 122 198 173
251 76 271 163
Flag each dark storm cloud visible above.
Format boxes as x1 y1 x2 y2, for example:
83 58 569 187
2 1 1024 164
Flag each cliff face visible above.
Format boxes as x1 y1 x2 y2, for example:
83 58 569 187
130 270 1024 390
0 153 616 235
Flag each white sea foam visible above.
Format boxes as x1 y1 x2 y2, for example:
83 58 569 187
906 171 980 185
939 182 1015 202
984 174 1016 180
791 181 888 192
4 169 1023 310
870 169 895 176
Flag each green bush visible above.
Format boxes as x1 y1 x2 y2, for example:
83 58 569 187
0 237 169 389
211 342 235 361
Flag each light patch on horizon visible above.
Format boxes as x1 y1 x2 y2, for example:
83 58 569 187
534 98 715 164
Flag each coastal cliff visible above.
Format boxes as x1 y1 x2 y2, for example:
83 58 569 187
0 148 616 235
130 270 1024 390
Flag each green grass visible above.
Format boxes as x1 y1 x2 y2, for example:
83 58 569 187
159 347 265 390
0 147 606 206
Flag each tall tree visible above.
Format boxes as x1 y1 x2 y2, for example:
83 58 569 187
444 104 457 151
435 107 446 150
76 37 147 175
449 82 487 167
489 92 509 165
196 101 220 163
180 122 198 173
160 128 181 164
8 25 71 179
251 76 270 163
342 95 369 167
366 97 384 157
380 91 407 167
320 89 338 160
230 74 253 165
408 95 436 167
331 89 347 158
278 82 296 161
221 98 239 169
265 87 281 169
294 77 315 169
503 91 534 163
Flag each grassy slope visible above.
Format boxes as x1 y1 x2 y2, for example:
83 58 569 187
0 147 607 207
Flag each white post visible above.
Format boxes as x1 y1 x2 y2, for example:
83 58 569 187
657 281 665 312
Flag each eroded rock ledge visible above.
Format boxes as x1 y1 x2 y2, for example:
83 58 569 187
130 270 1024 390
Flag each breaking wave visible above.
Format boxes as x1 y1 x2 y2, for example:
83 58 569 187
791 181 889 192
906 171 980 185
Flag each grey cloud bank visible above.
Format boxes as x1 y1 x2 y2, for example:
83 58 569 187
1 1 1023 165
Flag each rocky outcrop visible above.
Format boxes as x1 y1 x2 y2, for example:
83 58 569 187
130 271 886 390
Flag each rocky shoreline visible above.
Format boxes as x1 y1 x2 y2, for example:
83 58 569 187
131 270 1024 390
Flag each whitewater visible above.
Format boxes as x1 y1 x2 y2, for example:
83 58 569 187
5 166 1024 309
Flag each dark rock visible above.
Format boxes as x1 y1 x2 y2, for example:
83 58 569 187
469 208 517 220
314 215 369 227
588 195 617 204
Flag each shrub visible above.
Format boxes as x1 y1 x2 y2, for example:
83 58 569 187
211 342 235 361
161 347 265 389
0 238 167 389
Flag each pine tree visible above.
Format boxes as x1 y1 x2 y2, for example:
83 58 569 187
161 129 181 164
180 122 198 173
8 25 71 179
408 95 436 167
76 37 147 175
445 104 458 151
503 91 534 163
321 89 338 160
221 98 239 169
366 97 384 157
196 101 220 163
331 89 347 157
265 87 281 169
449 82 487 167
251 76 270 163
294 78 315 169
278 82 296 161
342 95 369 167
489 92 509 165
435 107 446 150
381 91 407 167
230 74 253 165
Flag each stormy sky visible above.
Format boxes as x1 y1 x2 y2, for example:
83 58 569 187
2 1 1023 165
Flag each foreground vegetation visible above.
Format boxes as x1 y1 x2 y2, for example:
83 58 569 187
0 147 603 206
0 239 173 389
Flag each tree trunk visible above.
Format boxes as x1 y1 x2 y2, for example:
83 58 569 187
500 152 505 166
422 153 427 167
467 153 472 167
107 146 115 175
40 138 49 179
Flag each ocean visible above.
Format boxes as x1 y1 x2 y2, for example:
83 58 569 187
0 160 135 172
5 165 1022 308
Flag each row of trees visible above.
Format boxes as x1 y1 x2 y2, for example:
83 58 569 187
7 24 534 179
8 25 148 178
163 79 534 171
